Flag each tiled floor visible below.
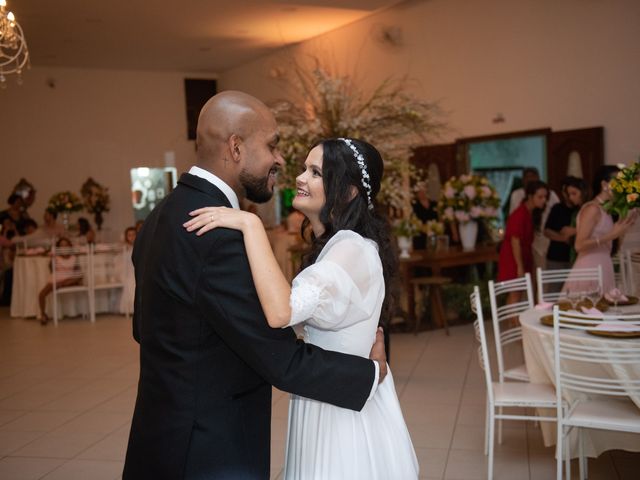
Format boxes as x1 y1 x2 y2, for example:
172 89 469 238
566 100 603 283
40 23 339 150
0 307 638 479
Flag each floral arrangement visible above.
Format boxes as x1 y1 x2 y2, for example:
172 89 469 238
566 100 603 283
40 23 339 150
437 174 501 224
47 191 83 214
270 56 446 212
605 163 640 218
81 178 110 215
424 220 445 236
392 214 425 238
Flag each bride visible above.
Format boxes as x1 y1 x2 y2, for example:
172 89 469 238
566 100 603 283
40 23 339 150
184 138 419 479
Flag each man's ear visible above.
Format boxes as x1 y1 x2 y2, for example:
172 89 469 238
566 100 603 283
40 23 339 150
228 134 243 163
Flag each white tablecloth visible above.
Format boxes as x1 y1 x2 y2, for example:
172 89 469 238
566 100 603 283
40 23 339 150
520 307 640 457
10 255 122 319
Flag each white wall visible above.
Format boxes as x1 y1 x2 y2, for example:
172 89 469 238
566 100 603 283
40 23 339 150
0 67 211 236
220 0 640 165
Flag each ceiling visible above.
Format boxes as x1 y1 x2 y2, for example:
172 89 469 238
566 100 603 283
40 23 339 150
9 0 403 73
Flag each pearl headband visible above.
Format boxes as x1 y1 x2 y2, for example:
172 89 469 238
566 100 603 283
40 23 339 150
338 138 374 210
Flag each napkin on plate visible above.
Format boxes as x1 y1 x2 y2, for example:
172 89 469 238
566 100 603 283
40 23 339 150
592 320 640 332
580 306 604 318
604 288 629 303
535 302 553 311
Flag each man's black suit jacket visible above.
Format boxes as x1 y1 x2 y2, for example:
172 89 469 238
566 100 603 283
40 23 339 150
122 173 375 479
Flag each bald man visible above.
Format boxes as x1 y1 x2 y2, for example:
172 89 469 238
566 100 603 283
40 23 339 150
123 91 386 480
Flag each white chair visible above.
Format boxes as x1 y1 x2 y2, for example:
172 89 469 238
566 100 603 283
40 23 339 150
51 244 92 326
90 243 130 321
622 249 640 296
488 274 534 383
553 307 640 480
536 266 602 304
471 286 559 480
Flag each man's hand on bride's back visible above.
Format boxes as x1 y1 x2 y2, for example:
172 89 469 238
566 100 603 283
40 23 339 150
369 327 388 383
183 207 259 236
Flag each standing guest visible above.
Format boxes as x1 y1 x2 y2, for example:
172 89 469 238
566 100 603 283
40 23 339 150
76 217 96 245
0 194 30 236
411 183 438 250
567 166 637 294
509 167 559 270
120 227 136 315
37 237 81 325
544 176 588 274
0 218 17 306
135 219 144 233
498 180 549 304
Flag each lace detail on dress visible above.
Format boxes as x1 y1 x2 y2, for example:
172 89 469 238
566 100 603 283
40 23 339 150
289 279 323 326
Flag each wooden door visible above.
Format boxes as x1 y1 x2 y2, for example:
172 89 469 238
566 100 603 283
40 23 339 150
411 143 459 182
547 127 604 195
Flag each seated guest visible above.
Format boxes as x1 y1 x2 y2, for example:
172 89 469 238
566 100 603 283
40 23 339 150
120 227 137 315
76 217 96 245
38 237 81 325
543 176 587 275
498 180 549 305
41 210 65 238
509 167 560 270
566 166 637 294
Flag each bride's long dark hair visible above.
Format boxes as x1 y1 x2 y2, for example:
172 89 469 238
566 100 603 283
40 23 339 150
300 138 397 327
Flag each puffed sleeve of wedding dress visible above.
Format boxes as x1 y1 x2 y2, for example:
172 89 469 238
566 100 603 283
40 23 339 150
288 230 384 330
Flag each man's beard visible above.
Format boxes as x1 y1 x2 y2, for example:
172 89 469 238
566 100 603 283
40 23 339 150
239 168 274 204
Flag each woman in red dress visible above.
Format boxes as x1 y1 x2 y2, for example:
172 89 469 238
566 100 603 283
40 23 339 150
498 180 549 304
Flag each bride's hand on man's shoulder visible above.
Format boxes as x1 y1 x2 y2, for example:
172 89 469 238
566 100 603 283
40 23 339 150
183 206 259 236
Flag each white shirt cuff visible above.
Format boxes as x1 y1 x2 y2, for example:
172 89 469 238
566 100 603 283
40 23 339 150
367 360 380 400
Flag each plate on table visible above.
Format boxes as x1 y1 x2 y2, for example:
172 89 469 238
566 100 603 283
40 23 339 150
586 324 640 338
539 314 594 328
604 295 639 307
556 300 609 312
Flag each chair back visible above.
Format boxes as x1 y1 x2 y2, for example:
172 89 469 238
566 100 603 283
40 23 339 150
91 243 127 288
471 286 494 405
625 250 640 296
536 266 602 304
51 244 90 288
488 273 534 380
553 306 640 407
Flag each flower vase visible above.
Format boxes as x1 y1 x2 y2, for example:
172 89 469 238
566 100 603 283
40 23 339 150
397 236 412 259
459 220 478 251
94 211 104 231
61 212 70 231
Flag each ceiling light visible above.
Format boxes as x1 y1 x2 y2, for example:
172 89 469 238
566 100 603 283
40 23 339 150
0 0 29 88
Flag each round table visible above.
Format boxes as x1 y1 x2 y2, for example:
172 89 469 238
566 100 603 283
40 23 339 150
520 306 640 458
10 254 123 319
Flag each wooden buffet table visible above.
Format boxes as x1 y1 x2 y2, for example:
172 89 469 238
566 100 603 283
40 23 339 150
399 244 500 326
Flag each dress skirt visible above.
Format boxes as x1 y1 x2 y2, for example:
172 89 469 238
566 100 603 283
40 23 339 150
283 367 419 480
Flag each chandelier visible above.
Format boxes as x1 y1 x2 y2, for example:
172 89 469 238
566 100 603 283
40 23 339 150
0 0 29 88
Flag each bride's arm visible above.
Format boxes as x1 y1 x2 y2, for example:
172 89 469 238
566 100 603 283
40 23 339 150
184 207 292 328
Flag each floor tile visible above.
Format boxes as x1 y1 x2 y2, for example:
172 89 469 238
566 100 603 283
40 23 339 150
41 459 123 480
0 456 65 479
11 431 104 458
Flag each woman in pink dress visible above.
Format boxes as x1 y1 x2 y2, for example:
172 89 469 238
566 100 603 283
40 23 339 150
568 166 636 294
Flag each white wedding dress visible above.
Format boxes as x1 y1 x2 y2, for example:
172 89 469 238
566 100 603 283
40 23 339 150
283 230 419 480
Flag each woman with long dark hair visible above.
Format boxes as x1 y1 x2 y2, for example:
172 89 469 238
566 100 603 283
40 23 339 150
184 138 418 479
566 165 636 293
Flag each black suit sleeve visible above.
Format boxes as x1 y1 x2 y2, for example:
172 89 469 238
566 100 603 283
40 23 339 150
194 228 375 411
